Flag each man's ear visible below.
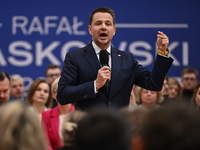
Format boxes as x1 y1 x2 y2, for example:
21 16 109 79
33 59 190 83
113 26 116 36
88 25 92 35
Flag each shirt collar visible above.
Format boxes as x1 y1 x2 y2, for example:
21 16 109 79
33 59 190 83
92 41 111 54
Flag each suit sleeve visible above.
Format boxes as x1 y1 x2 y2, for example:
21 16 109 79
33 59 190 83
134 54 173 91
57 52 97 105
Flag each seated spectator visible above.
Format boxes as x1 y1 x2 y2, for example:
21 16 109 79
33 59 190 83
181 67 198 102
45 64 62 108
0 71 10 104
26 79 52 121
192 82 200 112
56 110 88 150
160 76 179 106
42 77 75 150
9 74 25 101
0 101 46 150
46 64 61 86
74 109 131 150
120 106 147 150
135 86 163 111
141 104 200 150
168 77 182 101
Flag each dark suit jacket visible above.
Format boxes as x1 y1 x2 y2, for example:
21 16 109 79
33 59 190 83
42 105 75 150
57 42 173 110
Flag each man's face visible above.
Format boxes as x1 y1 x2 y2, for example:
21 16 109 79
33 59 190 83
46 68 61 85
0 78 10 102
10 78 24 99
88 12 116 50
181 73 197 90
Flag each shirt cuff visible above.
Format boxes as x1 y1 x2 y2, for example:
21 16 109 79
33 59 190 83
94 80 98 94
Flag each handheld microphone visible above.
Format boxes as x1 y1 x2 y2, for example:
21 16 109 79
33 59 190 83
99 50 109 92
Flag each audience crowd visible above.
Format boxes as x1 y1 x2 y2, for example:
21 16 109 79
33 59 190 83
0 66 200 150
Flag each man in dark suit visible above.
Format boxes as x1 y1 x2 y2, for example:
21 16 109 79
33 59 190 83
57 6 174 111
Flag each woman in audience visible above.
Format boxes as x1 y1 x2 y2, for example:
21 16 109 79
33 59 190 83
135 86 163 110
192 82 200 112
42 77 75 150
26 79 52 121
56 110 88 150
0 101 47 150
168 77 182 101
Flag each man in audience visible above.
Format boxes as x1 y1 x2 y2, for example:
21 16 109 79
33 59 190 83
0 71 10 104
46 64 62 85
9 74 25 101
45 64 62 108
181 67 198 102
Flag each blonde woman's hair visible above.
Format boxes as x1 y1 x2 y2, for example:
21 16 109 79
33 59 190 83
51 77 60 94
61 110 87 146
135 86 164 104
0 101 47 150
168 77 182 101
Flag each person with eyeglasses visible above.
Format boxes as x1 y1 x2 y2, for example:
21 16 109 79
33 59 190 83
46 64 62 108
46 64 62 85
181 67 198 103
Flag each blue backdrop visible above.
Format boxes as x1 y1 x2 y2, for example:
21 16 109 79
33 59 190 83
0 0 200 94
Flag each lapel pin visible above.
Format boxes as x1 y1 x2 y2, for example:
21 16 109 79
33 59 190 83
118 54 121 57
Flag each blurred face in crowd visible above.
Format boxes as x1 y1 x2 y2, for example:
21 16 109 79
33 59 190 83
195 87 200 106
161 79 169 96
168 83 179 99
10 78 24 99
32 83 50 105
46 68 61 85
0 78 10 102
141 89 157 106
88 12 116 50
181 73 197 90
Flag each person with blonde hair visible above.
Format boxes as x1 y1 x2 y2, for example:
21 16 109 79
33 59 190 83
135 86 164 110
168 77 182 101
42 77 75 150
0 101 47 150
56 110 88 150
26 79 52 121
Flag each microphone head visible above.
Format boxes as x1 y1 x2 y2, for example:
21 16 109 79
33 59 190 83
99 50 109 65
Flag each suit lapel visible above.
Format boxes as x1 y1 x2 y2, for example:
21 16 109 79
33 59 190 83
83 42 101 74
109 47 121 94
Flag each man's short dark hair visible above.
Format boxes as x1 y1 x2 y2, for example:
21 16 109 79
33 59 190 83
74 109 131 150
181 67 198 78
0 71 10 81
45 64 61 76
89 6 115 25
